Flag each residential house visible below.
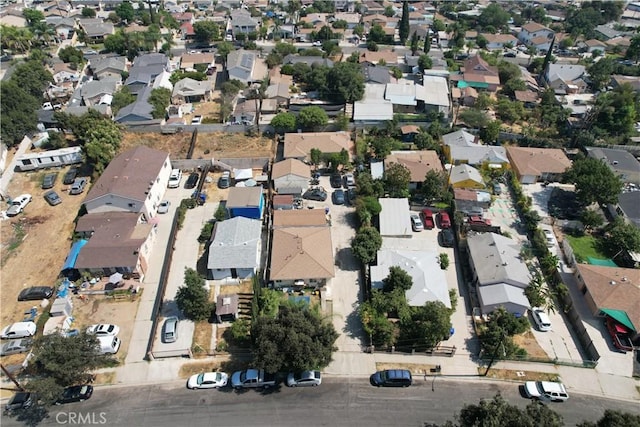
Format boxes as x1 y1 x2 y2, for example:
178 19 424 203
172 78 213 104
362 64 392 85
400 125 420 142
361 2 386 15
544 64 588 94
451 55 500 92
421 75 451 120
333 12 360 29
360 50 399 66
179 52 215 71
514 90 540 108
442 129 480 160
272 158 311 193
378 198 412 238
283 132 353 162
283 54 334 68
0 11 27 28
89 56 127 80
300 12 329 25
47 16 76 40
214 294 239 323
353 84 394 123
207 216 262 280
114 86 155 123
611 75 640 92
580 39 607 55
51 63 80 85
226 187 264 220
125 53 169 96
482 33 518 50
454 188 492 213
611 191 640 229
574 263 640 344
518 22 555 53
226 50 268 85
506 146 571 184
449 164 484 189
15 147 83 172
385 150 442 190
605 36 632 51
231 10 259 35
83 146 172 219
269 210 334 288
273 194 294 210
73 211 156 281
595 24 625 41
78 19 114 42
451 86 479 107
231 98 258 126
467 232 531 316
80 79 119 106
264 82 290 106
448 145 510 169
371 249 451 307
586 147 640 185
172 12 194 25
385 83 418 110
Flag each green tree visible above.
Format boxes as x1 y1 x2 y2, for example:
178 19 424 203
383 162 411 198
480 120 502 143
356 172 385 198
148 87 171 119
111 86 136 114
501 78 527 98
23 8 44 26
421 170 448 203
81 7 96 18
251 304 338 373
587 57 615 91
496 98 524 123
383 266 412 293
423 34 431 53
270 112 297 133
370 136 401 159
193 21 220 44
456 394 563 427
351 226 382 265
175 268 212 321
104 31 127 56
324 62 365 104
476 34 488 49
417 54 433 71
399 301 452 348
11 60 52 99
409 31 419 56
169 70 207 85
581 209 604 232
478 4 510 29
398 1 410 44
0 81 39 146
115 1 135 22
563 157 623 207
216 41 233 66
577 409 640 427
360 300 395 347
414 132 438 150
459 108 490 128
605 218 640 258
58 46 84 66
626 35 640 63
368 24 387 44
592 83 639 137
296 106 328 130
84 120 122 174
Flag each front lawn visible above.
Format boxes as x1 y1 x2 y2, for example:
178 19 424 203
565 234 608 262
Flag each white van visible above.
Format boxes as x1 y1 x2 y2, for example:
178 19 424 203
168 169 182 188
97 336 121 354
524 381 569 402
1 322 37 339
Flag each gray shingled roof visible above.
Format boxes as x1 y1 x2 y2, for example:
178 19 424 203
467 232 530 288
207 217 262 270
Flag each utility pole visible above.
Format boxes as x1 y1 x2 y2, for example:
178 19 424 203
1 364 25 391
483 332 506 376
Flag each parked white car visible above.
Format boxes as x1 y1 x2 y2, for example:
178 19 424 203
531 308 552 332
1 322 37 339
187 372 229 389
168 169 182 188
86 324 120 337
6 194 32 217
524 381 569 402
158 200 171 214
542 229 557 248
286 371 322 387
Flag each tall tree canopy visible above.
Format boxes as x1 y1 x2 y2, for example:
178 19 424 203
398 1 410 44
324 62 365 104
563 157 623 206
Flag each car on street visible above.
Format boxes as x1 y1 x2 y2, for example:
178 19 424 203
185 172 199 189
542 229 557 247
303 187 327 202
86 324 120 337
438 211 451 228
503 52 516 58
63 167 78 185
18 286 54 301
330 173 343 188
523 381 569 402
218 171 231 189
439 229 455 247
343 173 355 188
531 308 552 332
56 385 93 405
6 194 32 217
69 178 88 195
158 200 171 214
191 115 203 125
0 322 37 339
332 189 345 205
4 392 34 413
286 371 322 387
44 190 62 206
0 338 33 356
312 41 322 46
421 209 434 229
168 169 182 188
410 214 424 231
370 369 412 387
187 372 229 389
42 172 58 189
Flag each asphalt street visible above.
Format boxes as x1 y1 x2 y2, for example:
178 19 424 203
3 379 639 427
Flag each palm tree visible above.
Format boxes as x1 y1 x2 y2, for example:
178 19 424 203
145 25 163 52
160 31 175 54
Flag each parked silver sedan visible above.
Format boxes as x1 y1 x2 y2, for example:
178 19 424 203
286 371 322 387
0 338 33 356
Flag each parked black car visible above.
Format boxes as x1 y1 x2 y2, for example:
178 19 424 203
63 167 78 185
18 286 54 301
41 172 58 189
330 173 342 189
44 190 62 206
332 189 345 205
370 369 412 387
303 188 327 202
439 229 455 247
56 385 93 405
185 172 199 189
4 392 34 413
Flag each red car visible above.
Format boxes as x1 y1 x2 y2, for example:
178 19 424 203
468 215 491 226
421 209 435 229
438 211 451 229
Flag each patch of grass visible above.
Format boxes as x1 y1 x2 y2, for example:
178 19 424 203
179 358 249 379
376 362 436 375
192 320 212 357
7 223 26 252
566 234 608 261
94 372 116 385
479 368 559 382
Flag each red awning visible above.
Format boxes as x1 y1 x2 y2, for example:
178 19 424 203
612 322 628 334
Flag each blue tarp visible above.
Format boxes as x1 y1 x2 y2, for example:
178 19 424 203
62 239 88 270
57 278 70 298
